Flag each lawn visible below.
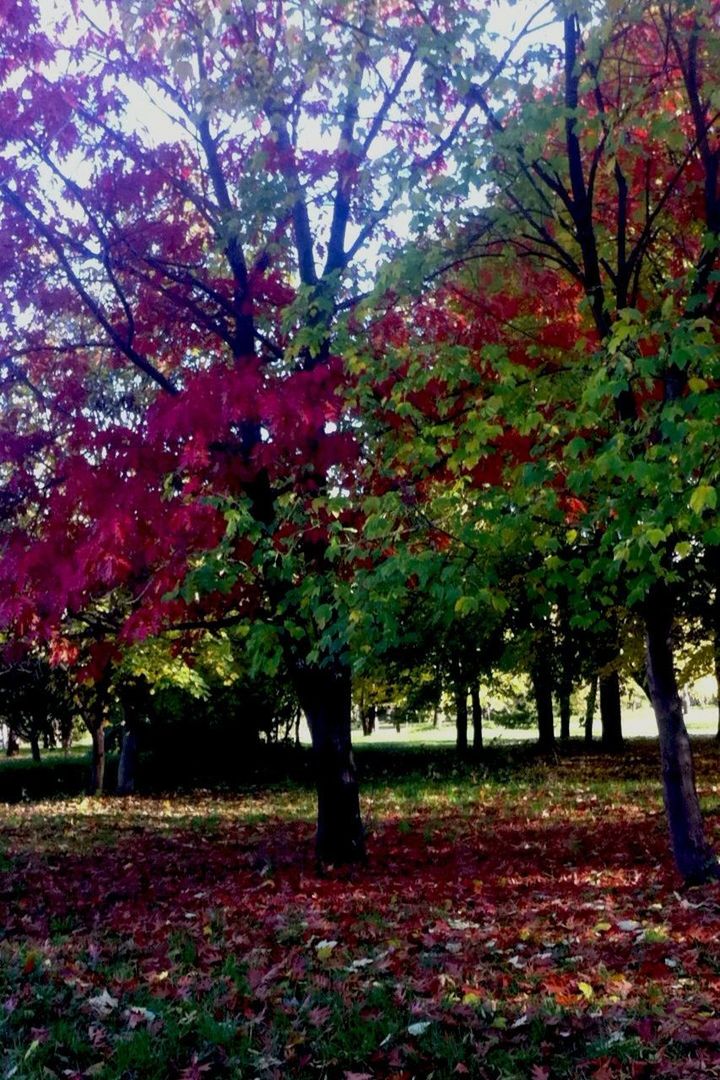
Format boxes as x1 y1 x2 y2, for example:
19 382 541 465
2 742 720 1079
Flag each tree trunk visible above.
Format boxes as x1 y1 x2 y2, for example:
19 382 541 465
361 704 376 737
645 585 719 883
6 728 19 757
715 642 720 741
531 664 555 751
29 731 41 763
89 724 106 796
117 725 138 795
454 682 468 755
470 682 483 755
558 596 573 741
295 660 365 866
710 559 720 740
600 670 623 752
585 674 598 744
559 690 571 742
60 714 73 752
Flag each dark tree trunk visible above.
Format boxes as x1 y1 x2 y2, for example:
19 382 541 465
600 670 624 752
89 724 106 796
715 643 720 742
117 725 138 795
558 596 573 741
6 728 19 757
454 682 468 755
60 714 73 752
295 660 365 866
29 731 41 763
531 664 555 751
559 690 571 742
645 585 719 884
585 674 598 744
361 704 376 737
471 682 483 755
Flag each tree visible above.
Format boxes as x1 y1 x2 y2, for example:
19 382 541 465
0 0 534 862
0 656 76 762
353 0 720 880
451 1 720 880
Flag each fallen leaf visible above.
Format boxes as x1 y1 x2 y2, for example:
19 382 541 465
87 990 119 1017
407 1020 431 1036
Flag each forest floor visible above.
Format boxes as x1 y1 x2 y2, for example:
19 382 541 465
2 741 720 1079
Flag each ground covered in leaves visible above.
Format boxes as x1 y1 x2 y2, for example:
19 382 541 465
2 742 720 1079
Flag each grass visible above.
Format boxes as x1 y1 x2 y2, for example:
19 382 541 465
1 740 720 1078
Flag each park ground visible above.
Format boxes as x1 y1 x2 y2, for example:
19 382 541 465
2 738 720 1079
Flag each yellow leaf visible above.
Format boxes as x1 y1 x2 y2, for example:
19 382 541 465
577 981 594 1000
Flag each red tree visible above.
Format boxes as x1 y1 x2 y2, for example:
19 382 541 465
0 0 538 861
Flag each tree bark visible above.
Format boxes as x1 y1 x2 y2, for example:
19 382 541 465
29 731 41 763
60 714 73 752
531 663 555 751
713 575 720 739
600 669 624 752
471 682 483 755
559 690 571 742
294 660 365 866
117 724 138 795
90 724 105 795
558 596 573 741
361 704 376 737
454 681 468 755
645 585 719 883
89 723 106 796
584 674 598 744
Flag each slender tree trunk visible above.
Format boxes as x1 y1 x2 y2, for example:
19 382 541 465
559 691 571 742
294 660 365 866
88 725 105 794
558 596 573 741
60 715 73 752
645 585 719 883
715 642 720 741
117 724 138 795
29 731 41 763
454 681 468 755
6 728 19 757
89 723 106 796
585 674 598 744
600 670 624 752
361 704 376 736
471 682 483 755
531 664 555 751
